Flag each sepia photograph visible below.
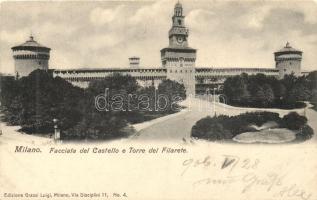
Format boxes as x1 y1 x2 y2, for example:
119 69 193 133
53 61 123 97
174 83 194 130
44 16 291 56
0 0 316 199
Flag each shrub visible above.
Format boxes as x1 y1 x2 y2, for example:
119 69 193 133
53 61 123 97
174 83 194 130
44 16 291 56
237 112 281 126
281 112 307 130
191 111 314 142
192 117 232 141
191 112 282 141
295 125 314 142
204 123 233 141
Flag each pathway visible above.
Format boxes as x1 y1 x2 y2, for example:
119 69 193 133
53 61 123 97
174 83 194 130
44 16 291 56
132 97 308 141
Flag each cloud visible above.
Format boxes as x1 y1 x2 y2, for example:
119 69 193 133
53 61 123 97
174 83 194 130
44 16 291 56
129 0 170 25
284 1 317 24
186 9 217 32
85 33 124 50
90 5 126 26
0 29 29 44
242 5 272 30
38 22 77 37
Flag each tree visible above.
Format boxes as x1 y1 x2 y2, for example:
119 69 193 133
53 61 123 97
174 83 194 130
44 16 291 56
310 89 317 104
306 71 317 90
157 79 186 112
1 70 85 133
158 79 186 99
63 74 140 139
137 86 156 112
0 75 21 109
88 73 139 95
223 72 313 109
263 84 275 106
253 86 266 107
287 84 311 102
282 74 298 91
272 82 286 101
223 76 249 104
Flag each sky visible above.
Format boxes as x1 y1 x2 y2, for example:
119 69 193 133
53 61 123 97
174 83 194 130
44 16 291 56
0 0 317 74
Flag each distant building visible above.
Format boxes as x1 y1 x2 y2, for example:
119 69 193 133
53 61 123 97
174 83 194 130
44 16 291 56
11 35 50 77
12 2 309 95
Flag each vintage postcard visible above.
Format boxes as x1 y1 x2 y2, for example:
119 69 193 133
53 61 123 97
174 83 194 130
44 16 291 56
0 0 316 199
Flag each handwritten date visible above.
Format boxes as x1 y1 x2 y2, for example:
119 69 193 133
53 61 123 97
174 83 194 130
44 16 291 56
181 154 260 176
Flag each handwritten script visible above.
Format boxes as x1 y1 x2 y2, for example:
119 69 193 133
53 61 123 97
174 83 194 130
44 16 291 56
181 155 312 200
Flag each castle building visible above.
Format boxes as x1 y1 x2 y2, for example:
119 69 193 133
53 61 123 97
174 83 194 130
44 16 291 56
11 35 50 77
13 2 308 95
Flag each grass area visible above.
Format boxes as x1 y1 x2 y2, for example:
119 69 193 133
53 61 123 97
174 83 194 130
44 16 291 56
233 128 296 144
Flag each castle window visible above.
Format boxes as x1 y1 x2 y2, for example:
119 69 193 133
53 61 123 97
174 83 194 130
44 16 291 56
178 19 181 25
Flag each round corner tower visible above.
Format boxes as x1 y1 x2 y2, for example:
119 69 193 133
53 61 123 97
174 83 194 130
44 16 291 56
11 35 51 77
274 42 302 79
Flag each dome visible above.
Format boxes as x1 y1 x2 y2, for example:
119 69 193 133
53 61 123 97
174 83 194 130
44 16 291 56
11 35 50 51
275 42 302 54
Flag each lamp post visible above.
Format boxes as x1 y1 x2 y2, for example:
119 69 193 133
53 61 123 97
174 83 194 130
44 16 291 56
213 87 217 116
53 118 60 140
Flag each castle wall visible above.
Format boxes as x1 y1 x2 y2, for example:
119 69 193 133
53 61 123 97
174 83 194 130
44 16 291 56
195 67 279 78
53 67 283 95
53 68 167 89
